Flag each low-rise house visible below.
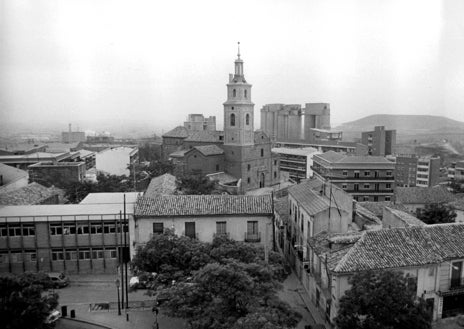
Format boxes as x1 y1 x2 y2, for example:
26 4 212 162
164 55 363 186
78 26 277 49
382 206 426 228
307 223 464 324
169 145 225 177
132 194 274 257
395 186 456 213
286 178 354 288
144 174 177 197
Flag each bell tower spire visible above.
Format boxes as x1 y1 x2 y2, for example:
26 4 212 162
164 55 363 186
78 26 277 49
223 43 254 146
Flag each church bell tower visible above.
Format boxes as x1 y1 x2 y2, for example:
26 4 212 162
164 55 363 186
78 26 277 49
223 42 254 146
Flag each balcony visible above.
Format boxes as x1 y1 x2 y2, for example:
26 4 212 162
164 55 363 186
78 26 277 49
329 176 395 181
344 189 394 194
244 232 261 242
213 232 230 239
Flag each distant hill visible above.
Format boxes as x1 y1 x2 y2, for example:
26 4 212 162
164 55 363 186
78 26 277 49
336 114 464 133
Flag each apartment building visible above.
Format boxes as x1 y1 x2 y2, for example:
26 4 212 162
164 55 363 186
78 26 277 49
312 151 396 202
271 147 321 182
361 126 396 156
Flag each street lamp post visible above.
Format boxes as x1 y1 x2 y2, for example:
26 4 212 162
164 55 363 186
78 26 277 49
115 279 121 316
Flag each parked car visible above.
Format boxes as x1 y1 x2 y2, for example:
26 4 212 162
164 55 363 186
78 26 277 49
47 272 69 288
44 309 61 324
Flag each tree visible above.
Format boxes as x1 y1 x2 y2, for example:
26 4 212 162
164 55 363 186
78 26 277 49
132 233 298 329
176 174 218 195
0 272 59 329
335 270 432 329
416 203 457 224
449 179 464 194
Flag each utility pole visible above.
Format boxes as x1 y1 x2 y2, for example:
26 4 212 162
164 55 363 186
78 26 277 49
124 194 129 309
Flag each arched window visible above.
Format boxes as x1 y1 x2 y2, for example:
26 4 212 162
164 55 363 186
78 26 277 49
233 89 236 97
244 90 247 98
261 148 264 157
230 113 235 126
246 114 250 125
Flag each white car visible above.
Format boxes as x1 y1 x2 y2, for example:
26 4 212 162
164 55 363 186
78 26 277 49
45 310 61 324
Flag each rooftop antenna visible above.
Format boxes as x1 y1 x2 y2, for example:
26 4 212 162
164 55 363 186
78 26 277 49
237 41 241 59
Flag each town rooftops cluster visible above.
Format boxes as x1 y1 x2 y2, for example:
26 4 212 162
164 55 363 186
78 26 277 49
395 186 455 204
309 223 464 274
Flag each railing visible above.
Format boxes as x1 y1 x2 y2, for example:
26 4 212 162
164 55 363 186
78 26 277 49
329 176 395 181
344 189 394 194
244 232 261 242
213 232 230 239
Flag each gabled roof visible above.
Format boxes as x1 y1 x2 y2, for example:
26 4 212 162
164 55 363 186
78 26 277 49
395 186 455 204
184 130 224 142
288 179 330 216
80 192 141 205
274 196 289 222
310 224 464 274
162 126 189 138
194 145 224 156
385 207 426 227
0 183 63 205
0 163 28 185
144 174 177 197
358 201 409 218
135 194 273 217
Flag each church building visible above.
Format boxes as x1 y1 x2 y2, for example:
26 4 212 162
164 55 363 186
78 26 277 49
162 44 280 193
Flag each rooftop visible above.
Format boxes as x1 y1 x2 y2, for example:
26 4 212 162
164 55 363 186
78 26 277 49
358 201 409 218
288 179 331 216
144 174 177 197
194 145 224 156
0 163 28 185
309 223 464 274
135 194 273 217
162 126 190 138
0 183 63 206
315 151 392 164
395 186 455 204
385 207 426 227
184 130 224 142
79 192 141 205
272 147 320 156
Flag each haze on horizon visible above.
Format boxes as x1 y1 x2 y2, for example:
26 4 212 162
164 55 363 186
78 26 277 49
1 0 463 135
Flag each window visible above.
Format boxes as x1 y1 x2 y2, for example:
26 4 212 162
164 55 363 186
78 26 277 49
10 252 22 263
363 184 370 189
65 250 77 260
247 164 251 171
8 225 22 237
274 171 277 179
246 114 250 125
90 223 103 234
50 224 63 235
106 248 117 259
363 196 369 201
153 223 164 234
247 221 258 234
78 249 91 260
0 252 8 263
216 221 227 235
364 171 370 176
230 113 235 126
52 249 64 261
77 225 89 235
385 196 391 201
274 160 277 165
342 184 347 189
386 171 392 176
244 90 247 98
428 267 435 276
261 149 264 157
354 171 360 178
22 224 35 236
216 164 219 171
342 170 348 176
0 225 6 237
233 89 236 97
103 223 117 234
63 223 76 235
247 177 250 184
386 183 392 189
354 183 359 191
92 248 104 259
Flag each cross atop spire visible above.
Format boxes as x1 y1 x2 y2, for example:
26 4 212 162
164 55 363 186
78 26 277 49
237 41 241 59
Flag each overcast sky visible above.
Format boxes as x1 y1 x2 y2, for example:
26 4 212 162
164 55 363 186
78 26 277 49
1 0 463 134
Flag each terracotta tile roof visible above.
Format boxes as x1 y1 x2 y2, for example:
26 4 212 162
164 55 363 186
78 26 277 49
385 207 426 227
144 174 177 197
358 201 409 218
206 172 238 184
329 224 464 273
288 179 330 216
162 126 189 138
274 196 289 222
135 194 273 217
0 182 63 205
354 203 381 224
395 186 455 204
194 145 224 156
184 131 224 142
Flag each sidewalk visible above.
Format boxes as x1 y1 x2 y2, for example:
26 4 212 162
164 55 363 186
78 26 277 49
279 272 328 329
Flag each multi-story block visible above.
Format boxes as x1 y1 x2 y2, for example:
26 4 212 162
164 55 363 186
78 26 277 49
274 140 368 156
0 193 139 274
454 161 464 181
395 155 418 187
285 178 353 289
271 147 321 182
312 151 396 202
307 224 464 324
361 126 396 156
184 114 216 131
416 155 441 187
132 194 274 257
0 152 77 170
28 162 86 186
